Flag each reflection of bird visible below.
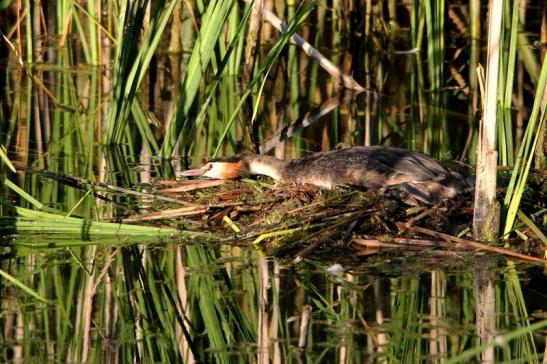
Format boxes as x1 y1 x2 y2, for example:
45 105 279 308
182 146 468 205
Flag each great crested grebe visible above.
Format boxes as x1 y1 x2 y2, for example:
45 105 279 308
182 146 469 205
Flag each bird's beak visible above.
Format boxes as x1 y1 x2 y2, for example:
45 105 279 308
181 167 207 177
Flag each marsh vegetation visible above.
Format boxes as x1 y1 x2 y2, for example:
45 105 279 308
0 0 546 362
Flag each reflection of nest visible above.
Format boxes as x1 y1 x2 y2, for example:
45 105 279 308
124 178 546 264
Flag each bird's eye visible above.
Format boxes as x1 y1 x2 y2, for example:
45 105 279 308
206 163 213 170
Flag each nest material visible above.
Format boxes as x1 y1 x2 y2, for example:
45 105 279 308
120 178 547 263
14 161 546 262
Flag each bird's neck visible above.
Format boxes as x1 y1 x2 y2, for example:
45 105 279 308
244 155 287 181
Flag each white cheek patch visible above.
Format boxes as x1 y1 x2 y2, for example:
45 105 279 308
205 164 222 179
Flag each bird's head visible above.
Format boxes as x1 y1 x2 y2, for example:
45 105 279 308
181 156 249 180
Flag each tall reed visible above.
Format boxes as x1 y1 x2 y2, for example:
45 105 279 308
106 0 177 150
473 0 503 241
159 0 235 158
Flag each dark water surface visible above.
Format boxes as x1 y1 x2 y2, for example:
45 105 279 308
2 235 547 362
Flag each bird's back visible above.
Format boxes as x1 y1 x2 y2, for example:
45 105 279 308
282 146 467 203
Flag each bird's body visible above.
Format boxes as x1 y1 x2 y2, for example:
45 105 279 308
182 146 468 205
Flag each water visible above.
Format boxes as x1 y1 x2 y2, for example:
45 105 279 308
2 240 545 362
1 2 547 361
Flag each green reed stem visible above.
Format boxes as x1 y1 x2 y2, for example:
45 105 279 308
160 0 234 158
502 51 547 237
0 268 49 303
212 0 316 157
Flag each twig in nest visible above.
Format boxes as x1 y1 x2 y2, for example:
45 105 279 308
291 210 373 264
403 201 444 228
160 179 226 193
122 206 208 222
397 224 546 264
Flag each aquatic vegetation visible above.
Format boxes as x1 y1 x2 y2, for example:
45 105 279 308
0 0 546 362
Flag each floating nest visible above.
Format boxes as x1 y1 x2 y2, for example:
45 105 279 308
121 175 547 264
11 162 545 262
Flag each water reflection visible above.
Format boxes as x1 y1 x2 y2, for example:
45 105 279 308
1 242 545 362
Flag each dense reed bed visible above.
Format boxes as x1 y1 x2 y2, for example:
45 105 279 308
0 0 546 362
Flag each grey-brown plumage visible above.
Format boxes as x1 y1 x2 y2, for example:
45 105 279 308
182 146 469 205
278 146 468 204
